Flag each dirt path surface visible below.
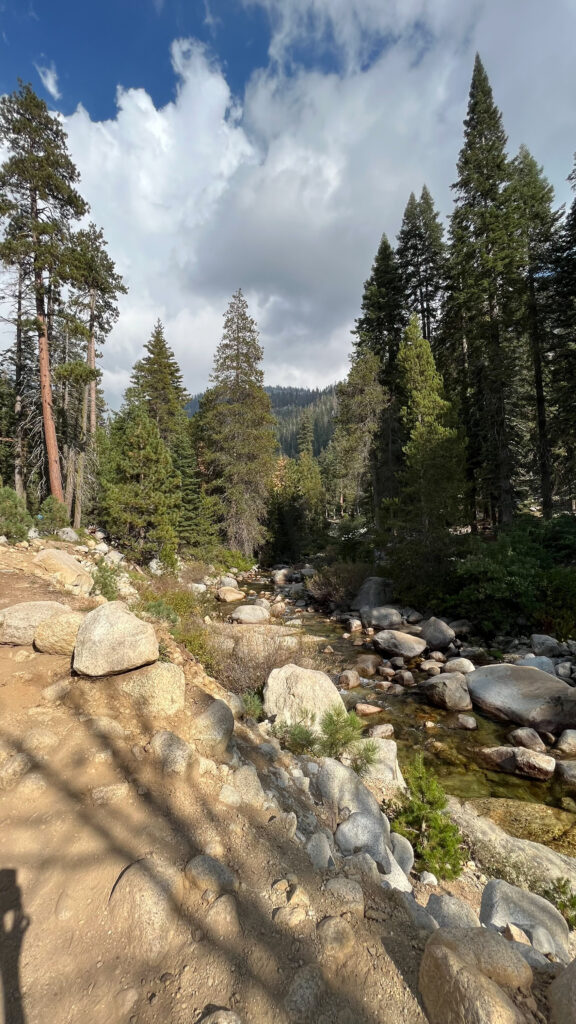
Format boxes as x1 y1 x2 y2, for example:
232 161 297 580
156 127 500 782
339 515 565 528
0 563 429 1024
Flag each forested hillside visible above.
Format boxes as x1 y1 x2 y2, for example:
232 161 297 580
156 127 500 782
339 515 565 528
187 385 337 457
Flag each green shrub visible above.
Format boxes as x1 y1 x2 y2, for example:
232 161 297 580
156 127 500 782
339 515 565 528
142 598 179 626
540 877 576 930
390 754 465 880
175 625 220 675
38 495 69 534
242 690 264 721
92 559 119 600
214 548 255 573
348 739 379 779
0 486 33 541
535 567 576 640
273 715 318 755
316 706 364 757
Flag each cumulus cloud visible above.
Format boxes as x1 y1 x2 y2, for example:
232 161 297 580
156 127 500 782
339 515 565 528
8 1 576 407
34 60 61 101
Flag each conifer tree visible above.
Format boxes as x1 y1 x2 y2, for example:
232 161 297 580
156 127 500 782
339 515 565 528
353 233 406 369
550 158 576 498
0 82 88 501
101 403 180 566
446 54 522 525
128 320 189 449
198 290 277 556
173 420 219 552
395 315 465 533
396 186 445 344
511 145 561 518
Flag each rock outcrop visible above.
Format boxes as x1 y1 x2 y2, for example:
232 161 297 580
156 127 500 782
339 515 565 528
467 664 576 732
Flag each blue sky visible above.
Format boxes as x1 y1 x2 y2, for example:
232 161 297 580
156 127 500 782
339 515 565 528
1 0 575 402
0 0 272 116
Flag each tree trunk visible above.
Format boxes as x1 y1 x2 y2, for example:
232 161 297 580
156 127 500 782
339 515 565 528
88 290 97 436
14 263 26 501
32 193 63 502
64 448 75 517
73 382 89 530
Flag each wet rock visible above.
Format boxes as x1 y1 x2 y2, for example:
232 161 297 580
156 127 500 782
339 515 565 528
229 604 270 624
455 713 478 730
33 548 93 595
339 669 361 689
365 606 402 630
444 658 475 674
355 654 382 677
34 610 85 656
419 672 472 711
557 729 576 755
419 927 533 1024
0 600 69 645
447 797 576 891
263 664 346 733
555 760 576 793
115 662 186 716
508 727 547 753
467 663 576 733
216 586 246 603
369 723 395 738
420 617 456 651
219 575 239 589
480 878 570 963
373 629 426 658
73 601 158 676
393 669 415 687
355 702 382 715
478 745 556 780
426 892 481 929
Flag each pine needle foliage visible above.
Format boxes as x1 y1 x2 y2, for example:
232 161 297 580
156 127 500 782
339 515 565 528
391 754 465 880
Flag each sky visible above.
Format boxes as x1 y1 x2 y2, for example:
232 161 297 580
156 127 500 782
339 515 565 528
1 0 575 406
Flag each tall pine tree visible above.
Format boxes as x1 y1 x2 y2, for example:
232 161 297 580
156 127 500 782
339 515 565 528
396 186 445 345
198 290 277 556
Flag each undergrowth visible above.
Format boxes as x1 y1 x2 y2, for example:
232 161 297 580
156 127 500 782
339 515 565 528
273 705 379 778
92 559 119 600
539 877 576 930
388 753 465 880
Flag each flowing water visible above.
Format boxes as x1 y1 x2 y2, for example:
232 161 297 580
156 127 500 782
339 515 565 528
208 575 576 817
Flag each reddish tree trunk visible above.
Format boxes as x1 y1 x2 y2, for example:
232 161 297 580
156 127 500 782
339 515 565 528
88 291 96 436
36 285 64 501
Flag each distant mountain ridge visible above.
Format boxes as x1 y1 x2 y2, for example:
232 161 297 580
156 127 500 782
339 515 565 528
186 384 338 457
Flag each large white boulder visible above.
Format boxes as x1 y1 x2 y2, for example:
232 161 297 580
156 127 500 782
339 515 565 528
73 601 158 676
263 663 346 732
229 604 270 624
34 611 85 655
0 601 69 645
467 664 576 733
33 548 93 595
373 630 426 658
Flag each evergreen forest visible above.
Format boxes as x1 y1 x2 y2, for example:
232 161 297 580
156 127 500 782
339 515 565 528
2 57 576 635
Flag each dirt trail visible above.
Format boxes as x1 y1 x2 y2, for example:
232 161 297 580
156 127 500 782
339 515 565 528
0 562 429 1024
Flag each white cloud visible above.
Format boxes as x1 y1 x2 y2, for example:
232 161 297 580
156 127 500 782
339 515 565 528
7 1 576 408
35 60 61 101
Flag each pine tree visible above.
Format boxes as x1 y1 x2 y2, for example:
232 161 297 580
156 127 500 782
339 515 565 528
550 158 576 501
0 82 88 501
446 54 523 526
510 145 561 518
395 316 465 533
101 404 180 566
198 290 277 556
173 420 219 552
353 233 406 369
128 320 189 449
397 187 445 345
